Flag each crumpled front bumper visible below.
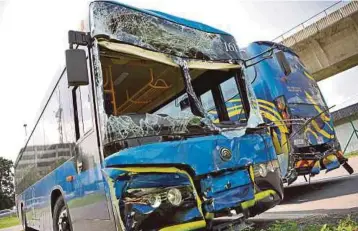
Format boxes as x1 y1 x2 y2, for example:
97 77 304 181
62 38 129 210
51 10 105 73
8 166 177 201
294 149 345 175
102 165 283 231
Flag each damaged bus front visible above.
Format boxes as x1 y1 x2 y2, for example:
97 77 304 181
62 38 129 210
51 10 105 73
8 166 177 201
241 41 353 184
66 2 283 230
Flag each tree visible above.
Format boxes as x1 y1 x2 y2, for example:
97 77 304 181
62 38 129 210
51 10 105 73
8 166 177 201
0 157 14 210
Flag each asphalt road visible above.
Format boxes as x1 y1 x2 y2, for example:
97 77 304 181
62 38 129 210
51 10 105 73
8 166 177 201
253 157 358 221
0 226 22 231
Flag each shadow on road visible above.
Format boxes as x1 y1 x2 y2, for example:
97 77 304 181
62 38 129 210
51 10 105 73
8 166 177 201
280 174 358 205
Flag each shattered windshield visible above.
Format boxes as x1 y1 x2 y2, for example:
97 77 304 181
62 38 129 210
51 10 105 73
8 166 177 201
99 48 215 143
90 1 240 61
98 46 249 144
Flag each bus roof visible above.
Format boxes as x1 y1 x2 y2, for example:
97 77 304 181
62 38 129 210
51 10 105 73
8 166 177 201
98 0 230 35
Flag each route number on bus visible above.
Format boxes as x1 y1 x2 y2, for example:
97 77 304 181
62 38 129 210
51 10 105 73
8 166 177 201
224 42 239 52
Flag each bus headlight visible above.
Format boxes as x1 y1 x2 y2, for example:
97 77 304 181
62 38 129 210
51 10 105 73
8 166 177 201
257 164 268 177
253 160 280 178
124 186 191 208
167 188 182 206
148 194 162 208
121 185 197 230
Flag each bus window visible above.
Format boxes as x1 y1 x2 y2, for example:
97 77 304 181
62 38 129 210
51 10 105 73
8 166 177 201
220 77 246 122
75 86 93 137
200 90 215 112
155 94 192 118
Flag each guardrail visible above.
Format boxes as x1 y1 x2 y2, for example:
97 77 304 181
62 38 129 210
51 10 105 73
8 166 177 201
0 210 17 219
272 1 358 47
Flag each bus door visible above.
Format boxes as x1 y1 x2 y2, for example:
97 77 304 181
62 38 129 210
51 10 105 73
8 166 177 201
67 48 111 230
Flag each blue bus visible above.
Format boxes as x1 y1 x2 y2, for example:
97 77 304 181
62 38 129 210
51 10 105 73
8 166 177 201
14 2 283 231
239 41 354 184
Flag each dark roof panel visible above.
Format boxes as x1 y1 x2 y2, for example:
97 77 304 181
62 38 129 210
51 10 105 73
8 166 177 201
332 102 358 122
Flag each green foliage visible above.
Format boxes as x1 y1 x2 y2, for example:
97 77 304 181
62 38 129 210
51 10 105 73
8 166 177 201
258 216 358 231
0 215 19 229
0 157 15 210
335 216 358 231
265 221 299 231
345 151 358 158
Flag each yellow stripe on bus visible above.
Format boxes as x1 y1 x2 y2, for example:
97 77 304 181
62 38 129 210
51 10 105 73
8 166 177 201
229 98 241 103
226 105 243 111
305 92 330 122
160 220 206 231
257 99 276 108
258 104 283 122
311 120 332 139
260 111 288 134
305 127 319 140
304 71 315 81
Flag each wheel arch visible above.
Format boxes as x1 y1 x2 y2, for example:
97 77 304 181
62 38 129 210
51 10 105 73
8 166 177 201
50 186 65 217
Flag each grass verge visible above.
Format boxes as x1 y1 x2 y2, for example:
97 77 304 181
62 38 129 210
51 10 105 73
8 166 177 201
345 151 358 158
248 214 358 231
0 216 20 229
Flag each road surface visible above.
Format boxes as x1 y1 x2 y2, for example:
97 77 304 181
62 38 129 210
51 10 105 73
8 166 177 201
0 226 22 231
253 156 358 221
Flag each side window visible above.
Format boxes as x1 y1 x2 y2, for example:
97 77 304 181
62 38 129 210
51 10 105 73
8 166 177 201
200 90 215 111
200 90 218 122
221 77 239 102
220 77 246 122
155 94 194 118
58 75 76 144
75 86 93 137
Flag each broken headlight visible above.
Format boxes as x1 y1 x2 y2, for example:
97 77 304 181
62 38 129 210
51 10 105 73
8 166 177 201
120 181 201 231
123 185 194 208
253 160 280 178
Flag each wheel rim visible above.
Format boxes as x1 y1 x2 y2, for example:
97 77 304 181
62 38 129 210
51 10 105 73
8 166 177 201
58 208 70 231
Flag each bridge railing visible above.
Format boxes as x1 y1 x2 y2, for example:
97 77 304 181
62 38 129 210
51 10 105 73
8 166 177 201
273 1 358 47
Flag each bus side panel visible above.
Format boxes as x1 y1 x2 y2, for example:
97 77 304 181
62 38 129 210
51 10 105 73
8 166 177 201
19 160 77 230
68 132 114 231
20 153 113 231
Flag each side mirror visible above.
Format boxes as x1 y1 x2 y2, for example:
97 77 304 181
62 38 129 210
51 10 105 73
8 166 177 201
179 96 190 111
179 95 202 116
275 50 292 76
65 49 89 86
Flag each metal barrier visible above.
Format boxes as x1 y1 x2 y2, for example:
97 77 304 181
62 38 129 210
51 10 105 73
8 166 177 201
272 1 358 46
0 210 17 219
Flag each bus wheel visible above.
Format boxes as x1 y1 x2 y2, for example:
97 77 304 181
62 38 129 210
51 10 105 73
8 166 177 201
53 196 72 231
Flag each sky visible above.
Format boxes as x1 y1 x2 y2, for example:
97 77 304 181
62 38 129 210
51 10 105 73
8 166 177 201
0 0 356 161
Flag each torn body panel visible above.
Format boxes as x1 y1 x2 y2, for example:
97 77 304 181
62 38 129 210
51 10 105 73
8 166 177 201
101 133 282 230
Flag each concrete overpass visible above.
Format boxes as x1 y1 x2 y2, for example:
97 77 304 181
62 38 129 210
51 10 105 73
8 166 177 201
273 1 358 82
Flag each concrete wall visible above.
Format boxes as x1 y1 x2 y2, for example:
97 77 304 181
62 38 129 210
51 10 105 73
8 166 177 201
280 2 358 82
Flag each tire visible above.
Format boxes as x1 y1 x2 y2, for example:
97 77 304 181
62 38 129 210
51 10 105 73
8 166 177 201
53 196 72 231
